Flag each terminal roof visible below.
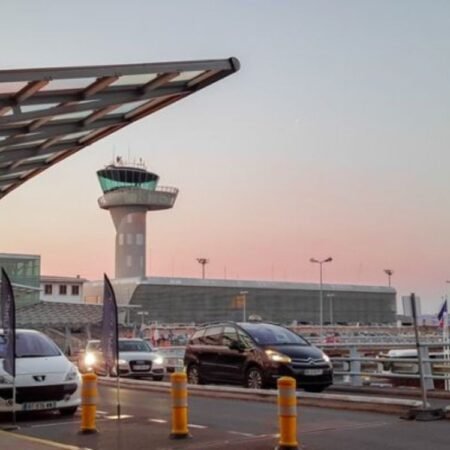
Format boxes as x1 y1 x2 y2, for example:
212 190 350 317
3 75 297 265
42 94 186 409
0 58 239 198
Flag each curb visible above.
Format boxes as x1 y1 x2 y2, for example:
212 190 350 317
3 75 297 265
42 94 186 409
98 377 426 416
0 430 83 450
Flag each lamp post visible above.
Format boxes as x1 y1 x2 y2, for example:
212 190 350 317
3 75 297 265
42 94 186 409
196 258 209 279
310 257 333 341
240 290 248 322
136 311 149 337
326 293 335 325
384 269 394 287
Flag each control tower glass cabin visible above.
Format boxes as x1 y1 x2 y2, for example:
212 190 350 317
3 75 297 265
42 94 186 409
97 160 178 279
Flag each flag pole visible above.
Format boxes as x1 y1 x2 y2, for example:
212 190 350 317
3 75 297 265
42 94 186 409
12 376 17 427
444 299 449 391
116 359 121 419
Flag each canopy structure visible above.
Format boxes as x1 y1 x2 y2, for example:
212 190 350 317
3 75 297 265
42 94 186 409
16 301 132 328
0 58 240 198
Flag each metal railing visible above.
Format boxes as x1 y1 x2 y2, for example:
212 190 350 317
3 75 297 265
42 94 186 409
319 341 450 390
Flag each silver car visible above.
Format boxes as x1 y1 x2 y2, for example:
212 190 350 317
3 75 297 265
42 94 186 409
81 338 165 381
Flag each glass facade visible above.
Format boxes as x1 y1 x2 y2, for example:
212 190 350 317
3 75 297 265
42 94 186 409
97 166 159 193
128 283 397 325
0 253 41 307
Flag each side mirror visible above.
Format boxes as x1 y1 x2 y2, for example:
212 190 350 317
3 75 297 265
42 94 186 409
229 340 245 352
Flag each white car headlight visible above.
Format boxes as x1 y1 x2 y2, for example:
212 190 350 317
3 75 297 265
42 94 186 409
118 359 128 366
153 356 164 366
265 349 291 364
65 365 79 381
84 352 96 367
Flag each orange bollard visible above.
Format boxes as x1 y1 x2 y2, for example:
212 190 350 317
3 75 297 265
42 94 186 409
275 377 299 450
80 372 98 434
169 372 190 439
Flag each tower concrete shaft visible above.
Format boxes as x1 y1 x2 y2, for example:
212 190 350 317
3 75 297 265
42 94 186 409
110 206 148 279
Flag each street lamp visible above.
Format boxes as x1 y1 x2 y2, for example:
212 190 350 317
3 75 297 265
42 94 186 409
240 290 248 322
384 269 394 287
326 293 335 325
196 258 209 279
310 257 333 341
137 311 149 326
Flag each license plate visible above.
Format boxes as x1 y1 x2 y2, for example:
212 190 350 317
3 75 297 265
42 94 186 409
304 369 323 376
23 401 57 411
133 364 150 370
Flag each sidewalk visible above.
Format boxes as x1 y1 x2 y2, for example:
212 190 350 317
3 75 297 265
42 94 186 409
0 430 82 450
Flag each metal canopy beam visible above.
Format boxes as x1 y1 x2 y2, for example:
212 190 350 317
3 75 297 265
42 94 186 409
0 57 239 198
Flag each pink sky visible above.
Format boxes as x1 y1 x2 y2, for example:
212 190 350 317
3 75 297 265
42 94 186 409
2 1 450 314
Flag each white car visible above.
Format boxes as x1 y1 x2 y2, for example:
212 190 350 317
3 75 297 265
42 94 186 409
81 338 165 380
0 329 81 415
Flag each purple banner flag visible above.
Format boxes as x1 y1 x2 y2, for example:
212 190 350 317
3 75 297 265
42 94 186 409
1 268 16 377
101 274 118 373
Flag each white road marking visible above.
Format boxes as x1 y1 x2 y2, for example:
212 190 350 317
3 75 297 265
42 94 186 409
106 414 133 420
29 420 80 428
148 418 167 423
188 424 207 429
227 430 257 437
96 410 108 415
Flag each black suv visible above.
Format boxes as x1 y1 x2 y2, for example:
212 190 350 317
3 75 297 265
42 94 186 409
184 321 333 392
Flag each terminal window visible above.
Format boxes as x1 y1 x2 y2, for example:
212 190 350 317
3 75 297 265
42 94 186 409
59 285 67 295
44 284 52 295
71 285 79 296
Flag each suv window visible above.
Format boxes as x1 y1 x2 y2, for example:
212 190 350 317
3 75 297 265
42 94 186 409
222 326 239 346
240 323 308 346
237 328 255 349
203 326 223 345
190 329 205 345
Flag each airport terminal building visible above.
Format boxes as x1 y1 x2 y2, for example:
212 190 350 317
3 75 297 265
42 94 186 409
83 277 397 325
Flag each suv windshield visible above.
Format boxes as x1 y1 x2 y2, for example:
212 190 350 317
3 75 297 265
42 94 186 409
240 324 308 346
0 332 61 358
118 340 151 352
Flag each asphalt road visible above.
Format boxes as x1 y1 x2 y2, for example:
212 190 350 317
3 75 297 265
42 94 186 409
3 385 450 450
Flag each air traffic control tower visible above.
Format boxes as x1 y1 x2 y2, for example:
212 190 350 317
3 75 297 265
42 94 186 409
97 158 178 279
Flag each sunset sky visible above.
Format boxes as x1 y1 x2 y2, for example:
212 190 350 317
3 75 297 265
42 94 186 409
1 1 450 313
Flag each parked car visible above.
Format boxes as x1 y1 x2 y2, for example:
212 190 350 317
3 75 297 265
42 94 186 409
0 329 81 415
153 346 185 373
79 338 165 380
184 321 333 392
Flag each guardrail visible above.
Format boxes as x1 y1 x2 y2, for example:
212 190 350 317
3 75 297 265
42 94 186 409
319 341 450 390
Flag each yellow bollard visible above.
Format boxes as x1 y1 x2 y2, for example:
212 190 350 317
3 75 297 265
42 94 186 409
275 376 299 450
169 372 190 439
80 372 98 434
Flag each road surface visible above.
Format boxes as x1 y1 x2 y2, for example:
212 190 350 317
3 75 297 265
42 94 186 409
2 385 449 449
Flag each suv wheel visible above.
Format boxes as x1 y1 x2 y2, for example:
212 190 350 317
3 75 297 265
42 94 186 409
246 366 264 389
187 364 202 385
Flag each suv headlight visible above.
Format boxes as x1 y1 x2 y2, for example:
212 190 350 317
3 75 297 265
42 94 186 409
118 359 128 366
65 365 79 381
153 356 164 366
322 353 332 366
265 349 291 364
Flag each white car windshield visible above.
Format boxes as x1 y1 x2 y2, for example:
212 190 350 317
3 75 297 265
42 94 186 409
118 340 151 352
0 332 61 358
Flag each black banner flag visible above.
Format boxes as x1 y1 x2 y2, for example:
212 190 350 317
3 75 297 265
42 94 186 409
1 268 16 377
101 274 118 373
